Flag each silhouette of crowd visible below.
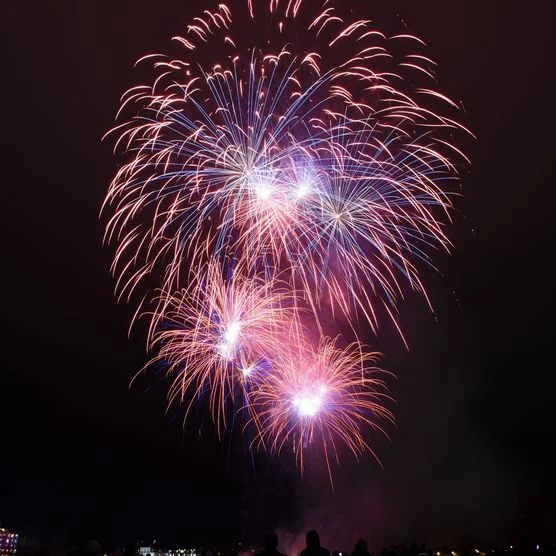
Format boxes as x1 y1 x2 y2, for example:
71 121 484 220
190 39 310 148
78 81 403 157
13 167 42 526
253 531 555 556
9 529 556 556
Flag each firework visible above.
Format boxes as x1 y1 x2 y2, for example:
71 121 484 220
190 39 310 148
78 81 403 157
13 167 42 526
246 337 393 480
104 0 469 471
103 0 468 328
285 117 463 335
144 261 298 434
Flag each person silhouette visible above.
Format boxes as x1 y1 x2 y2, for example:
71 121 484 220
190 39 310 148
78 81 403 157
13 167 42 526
256 532 286 556
300 530 330 556
351 539 371 556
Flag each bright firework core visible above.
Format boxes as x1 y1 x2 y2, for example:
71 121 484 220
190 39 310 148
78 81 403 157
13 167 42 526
295 181 311 198
293 386 326 417
241 363 254 377
246 167 276 201
256 183 273 200
217 321 242 360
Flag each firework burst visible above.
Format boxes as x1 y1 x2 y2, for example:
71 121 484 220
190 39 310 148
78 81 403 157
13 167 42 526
104 0 470 473
246 338 394 480
145 261 297 434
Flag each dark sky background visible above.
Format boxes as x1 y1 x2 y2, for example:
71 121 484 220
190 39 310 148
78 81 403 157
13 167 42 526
2 0 555 552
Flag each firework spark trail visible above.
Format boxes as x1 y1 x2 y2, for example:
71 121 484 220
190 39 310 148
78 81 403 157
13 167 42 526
104 0 470 471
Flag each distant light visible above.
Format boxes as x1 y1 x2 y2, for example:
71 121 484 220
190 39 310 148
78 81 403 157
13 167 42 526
437 552 441 555
536 547 540 551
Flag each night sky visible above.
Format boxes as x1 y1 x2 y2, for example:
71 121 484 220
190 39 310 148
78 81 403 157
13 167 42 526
2 0 555 552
